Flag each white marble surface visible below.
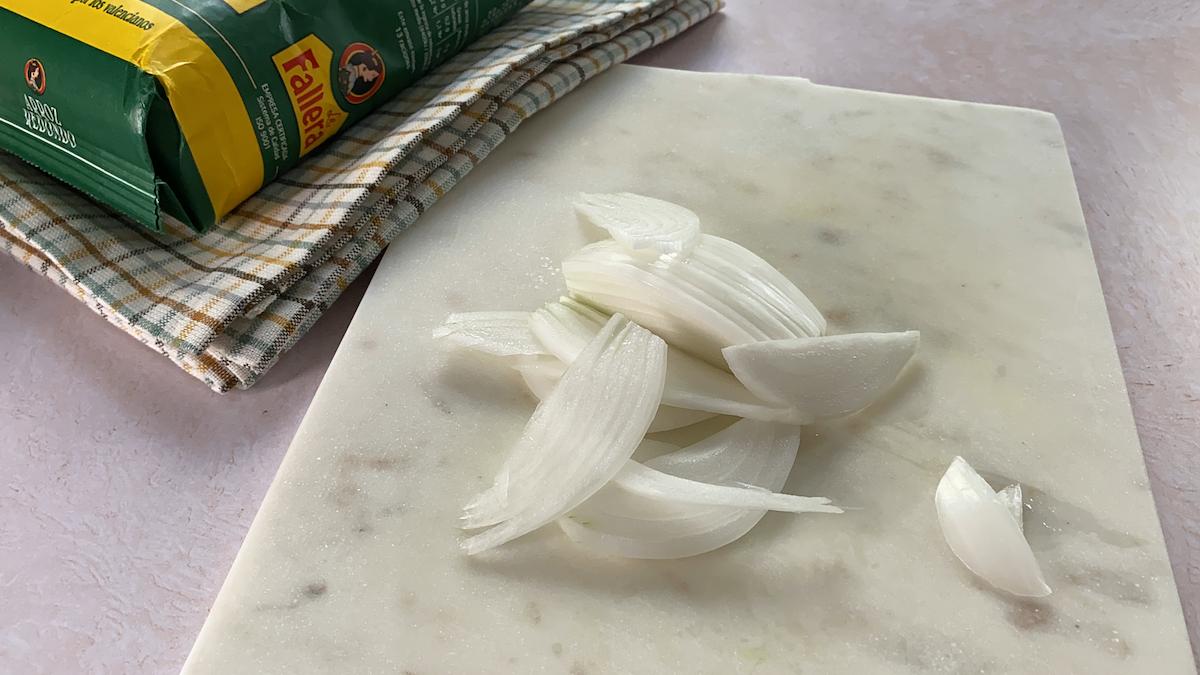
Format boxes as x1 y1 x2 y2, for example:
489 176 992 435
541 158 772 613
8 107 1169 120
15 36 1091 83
182 65 1194 674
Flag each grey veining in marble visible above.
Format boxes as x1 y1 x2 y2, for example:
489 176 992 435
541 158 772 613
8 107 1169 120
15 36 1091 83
182 65 1194 674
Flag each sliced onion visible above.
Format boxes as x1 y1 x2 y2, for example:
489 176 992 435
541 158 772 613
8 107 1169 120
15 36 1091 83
663 348 801 423
699 236 825 337
559 420 828 559
644 419 796 484
433 311 548 359
515 358 713 432
722 331 919 422
530 298 801 422
512 358 565 400
527 297 607 362
998 484 1024 534
645 407 719 433
461 315 667 554
575 192 701 258
611 461 841 513
563 235 825 367
935 457 1051 597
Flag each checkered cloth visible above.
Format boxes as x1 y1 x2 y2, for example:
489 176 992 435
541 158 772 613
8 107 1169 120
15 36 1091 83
0 0 719 392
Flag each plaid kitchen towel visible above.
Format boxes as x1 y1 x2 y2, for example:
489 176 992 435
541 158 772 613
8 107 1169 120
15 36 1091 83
0 0 719 392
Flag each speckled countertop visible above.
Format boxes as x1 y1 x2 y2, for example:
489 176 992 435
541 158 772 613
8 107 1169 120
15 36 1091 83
2 2 1197 672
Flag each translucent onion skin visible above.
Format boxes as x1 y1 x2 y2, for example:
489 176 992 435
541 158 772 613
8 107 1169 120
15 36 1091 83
432 311 548 359
935 457 1051 598
461 315 666 554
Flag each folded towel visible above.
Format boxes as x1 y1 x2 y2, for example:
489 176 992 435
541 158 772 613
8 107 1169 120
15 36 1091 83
0 0 720 392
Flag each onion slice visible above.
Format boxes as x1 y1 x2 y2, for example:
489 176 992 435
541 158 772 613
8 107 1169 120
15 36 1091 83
531 298 801 423
998 484 1024 534
563 235 825 367
644 407 719 433
433 311 548 359
461 315 667 554
935 457 1051 597
722 331 920 422
527 297 608 362
513 358 566 400
559 420 832 559
611 461 841 514
575 192 701 258
516 358 714 432
513 326 715 429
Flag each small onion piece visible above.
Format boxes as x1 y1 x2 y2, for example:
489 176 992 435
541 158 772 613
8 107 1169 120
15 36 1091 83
461 315 667 553
559 419 828 559
998 484 1024 534
935 457 1051 598
722 331 920 422
575 192 701 258
432 311 548 360
563 235 825 367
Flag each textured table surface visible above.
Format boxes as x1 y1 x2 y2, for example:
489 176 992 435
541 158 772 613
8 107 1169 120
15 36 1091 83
2 2 1197 672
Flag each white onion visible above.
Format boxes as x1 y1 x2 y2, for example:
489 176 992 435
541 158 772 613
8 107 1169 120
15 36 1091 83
512 358 565 400
722 331 919 422
527 296 607 362
515 357 712 432
998 484 1024 534
432 311 547 359
559 419 825 559
563 234 826 367
611 460 841 513
445 193 930 562
575 192 701 258
935 457 1050 597
530 298 801 422
434 305 727 430
461 315 666 553
644 407 720 434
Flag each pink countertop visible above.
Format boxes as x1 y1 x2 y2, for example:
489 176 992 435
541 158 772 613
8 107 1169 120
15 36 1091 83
2 2 1197 672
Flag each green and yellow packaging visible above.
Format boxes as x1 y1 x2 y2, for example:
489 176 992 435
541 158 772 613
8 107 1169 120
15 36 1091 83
0 0 527 231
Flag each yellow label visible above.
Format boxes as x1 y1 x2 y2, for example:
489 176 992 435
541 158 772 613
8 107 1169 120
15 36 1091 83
223 0 268 13
3 0 264 218
272 35 346 157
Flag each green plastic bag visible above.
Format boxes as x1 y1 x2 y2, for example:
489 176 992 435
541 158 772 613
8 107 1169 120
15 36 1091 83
0 0 528 231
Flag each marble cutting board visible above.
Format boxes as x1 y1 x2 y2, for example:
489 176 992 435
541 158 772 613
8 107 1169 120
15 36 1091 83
182 65 1195 674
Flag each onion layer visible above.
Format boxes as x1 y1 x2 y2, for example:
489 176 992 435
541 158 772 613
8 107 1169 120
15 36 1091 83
563 234 825 367
461 315 667 554
432 311 548 360
559 419 833 559
722 331 920 422
575 192 701 258
531 298 801 423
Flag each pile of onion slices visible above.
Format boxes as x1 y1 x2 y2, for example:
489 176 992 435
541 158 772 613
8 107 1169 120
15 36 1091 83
435 192 1051 596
